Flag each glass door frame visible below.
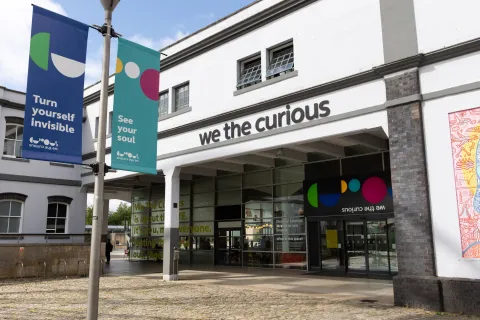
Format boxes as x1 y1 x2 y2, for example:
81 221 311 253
214 225 243 266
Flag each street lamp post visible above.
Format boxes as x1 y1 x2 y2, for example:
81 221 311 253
86 1 120 319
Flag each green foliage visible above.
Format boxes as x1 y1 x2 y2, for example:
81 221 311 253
108 202 131 226
85 205 93 225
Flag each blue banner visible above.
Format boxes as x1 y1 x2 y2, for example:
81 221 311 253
22 5 89 164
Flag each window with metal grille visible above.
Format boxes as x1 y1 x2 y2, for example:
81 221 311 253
159 91 169 118
266 45 294 79
0 200 22 233
3 123 23 158
174 83 189 112
237 57 261 89
46 203 67 233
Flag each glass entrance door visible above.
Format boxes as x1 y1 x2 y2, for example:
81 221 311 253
345 221 367 272
216 228 242 266
367 220 389 273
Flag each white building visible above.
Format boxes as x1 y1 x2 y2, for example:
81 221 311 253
2 0 480 315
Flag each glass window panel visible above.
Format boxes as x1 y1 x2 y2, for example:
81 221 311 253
244 202 273 219
274 183 303 201
243 252 273 268
10 202 21 217
16 126 24 140
47 204 57 217
192 236 214 250
274 202 304 218
56 218 66 227
0 218 8 233
180 182 191 195
3 139 15 156
192 250 214 265
5 125 17 139
274 217 305 234
244 234 273 251
56 226 65 233
191 221 214 235
341 153 383 175
243 186 272 202
193 207 214 221
244 219 273 237
274 234 306 252
274 165 304 184
179 194 190 209
57 204 67 218
46 229 55 234
179 236 190 250
274 253 306 270
193 192 214 207
46 218 56 230
216 190 241 206
216 175 241 190
243 170 272 188
193 178 214 193
0 201 10 215
15 141 22 157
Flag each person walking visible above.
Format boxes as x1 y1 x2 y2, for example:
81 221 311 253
106 239 113 264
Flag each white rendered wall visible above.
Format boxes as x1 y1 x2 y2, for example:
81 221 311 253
414 0 480 53
423 89 480 279
0 180 86 235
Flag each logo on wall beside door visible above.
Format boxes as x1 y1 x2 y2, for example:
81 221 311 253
304 172 393 217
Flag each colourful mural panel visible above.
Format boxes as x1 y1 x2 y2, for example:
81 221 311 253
448 108 480 258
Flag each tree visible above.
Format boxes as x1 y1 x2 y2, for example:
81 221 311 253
108 202 131 226
85 205 93 225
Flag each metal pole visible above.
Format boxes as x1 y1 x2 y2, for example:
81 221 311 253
86 8 113 320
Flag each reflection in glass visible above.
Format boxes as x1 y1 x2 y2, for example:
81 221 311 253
244 202 273 219
193 192 215 207
320 220 344 270
274 202 304 218
274 165 304 184
244 252 273 268
216 190 242 206
192 250 214 264
367 220 389 272
275 252 307 270
217 174 241 190
274 217 305 234
346 221 366 271
274 234 306 252
244 235 273 251
274 183 303 202
193 178 214 193
193 207 214 221
192 236 214 250
243 186 272 202
243 170 272 188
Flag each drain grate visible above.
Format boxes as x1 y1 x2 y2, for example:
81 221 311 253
360 299 378 303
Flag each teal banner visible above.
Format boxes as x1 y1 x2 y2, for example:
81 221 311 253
111 38 160 174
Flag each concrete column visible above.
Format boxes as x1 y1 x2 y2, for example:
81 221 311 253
385 69 442 311
162 167 181 281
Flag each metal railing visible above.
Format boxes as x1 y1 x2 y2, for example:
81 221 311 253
36 261 47 278
56 260 67 278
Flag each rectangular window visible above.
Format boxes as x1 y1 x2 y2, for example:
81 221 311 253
158 91 169 118
46 203 67 233
174 83 189 112
108 112 113 135
237 56 261 89
0 201 22 233
94 117 99 139
3 124 23 158
266 43 294 79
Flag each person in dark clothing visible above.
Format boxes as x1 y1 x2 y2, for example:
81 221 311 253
106 239 113 264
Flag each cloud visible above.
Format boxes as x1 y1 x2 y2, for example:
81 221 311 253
84 43 118 88
0 0 67 91
127 30 189 51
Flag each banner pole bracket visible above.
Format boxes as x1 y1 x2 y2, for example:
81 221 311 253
88 162 114 176
90 24 121 38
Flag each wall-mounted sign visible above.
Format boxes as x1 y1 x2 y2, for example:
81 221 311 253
304 171 393 217
111 38 159 175
198 100 331 146
22 6 89 164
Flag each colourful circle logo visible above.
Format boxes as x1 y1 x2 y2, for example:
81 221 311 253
306 176 392 208
116 58 159 101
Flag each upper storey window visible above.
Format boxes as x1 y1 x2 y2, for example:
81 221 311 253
174 83 190 112
266 43 294 79
237 56 262 90
159 91 169 118
3 117 24 158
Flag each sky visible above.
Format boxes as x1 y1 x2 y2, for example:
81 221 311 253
0 0 254 210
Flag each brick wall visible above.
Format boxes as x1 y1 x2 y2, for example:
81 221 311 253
0 244 105 279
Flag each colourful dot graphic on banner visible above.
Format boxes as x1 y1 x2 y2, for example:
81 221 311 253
30 32 85 78
116 58 123 73
341 180 348 193
319 193 341 207
349 179 361 192
307 183 318 208
362 176 387 204
125 62 140 79
140 69 160 100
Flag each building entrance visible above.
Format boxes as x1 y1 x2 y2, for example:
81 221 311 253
308 217 397 277
216 226 242 266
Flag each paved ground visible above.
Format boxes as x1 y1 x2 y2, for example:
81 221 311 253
0 251 477 319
